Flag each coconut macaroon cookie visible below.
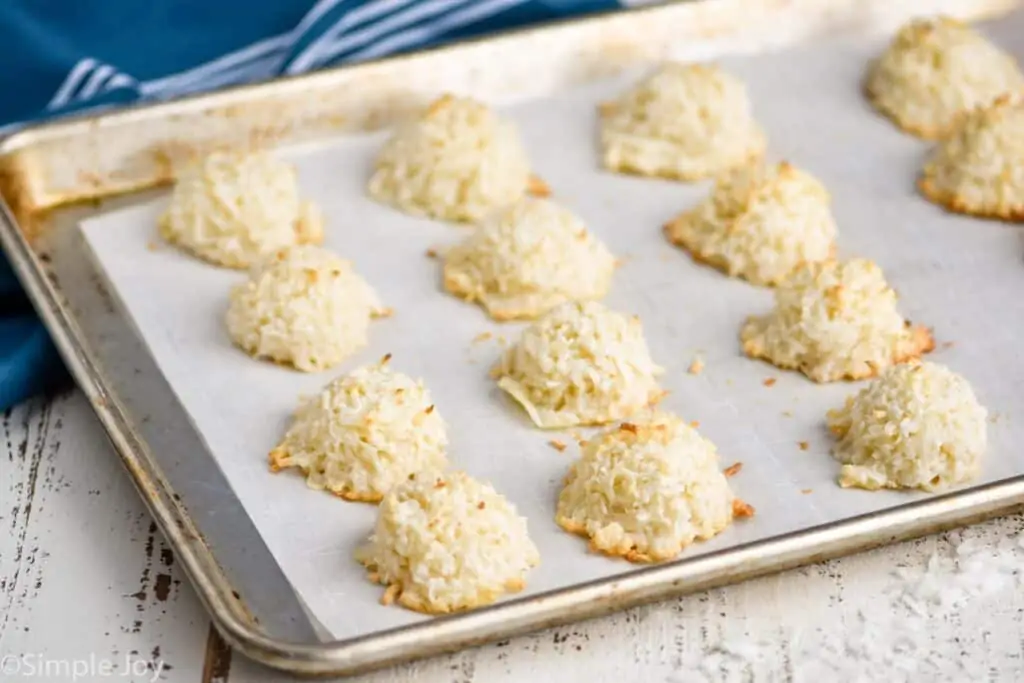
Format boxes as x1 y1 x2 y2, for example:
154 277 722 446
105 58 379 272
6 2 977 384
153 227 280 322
827 361 987 491
269 357 447 502
865 16 1024 139
226 245 387 372
740 258 934 383
492 301 664 429
356 470 540 613
556 413 749 563
663 161 838 286
599 63 767 181
443 197 617 320
918 94 1024 221
159 150 324 269
368 94 547 223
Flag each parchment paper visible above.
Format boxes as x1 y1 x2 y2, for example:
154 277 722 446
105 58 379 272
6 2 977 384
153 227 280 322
80 11 1024 641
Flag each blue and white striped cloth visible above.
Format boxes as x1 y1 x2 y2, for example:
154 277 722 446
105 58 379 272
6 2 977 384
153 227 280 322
0 0 633 409
0 0 628 133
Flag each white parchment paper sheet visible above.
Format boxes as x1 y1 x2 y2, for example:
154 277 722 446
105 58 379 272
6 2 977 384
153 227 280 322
80 12 1024 641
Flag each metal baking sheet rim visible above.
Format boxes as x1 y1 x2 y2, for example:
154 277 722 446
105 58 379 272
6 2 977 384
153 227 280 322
1 0 1023 675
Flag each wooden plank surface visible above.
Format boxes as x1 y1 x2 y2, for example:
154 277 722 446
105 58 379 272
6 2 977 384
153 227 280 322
2 391 1022 682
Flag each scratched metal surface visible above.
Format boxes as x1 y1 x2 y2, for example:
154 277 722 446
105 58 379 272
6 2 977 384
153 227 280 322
31 195 324 645
4 392 1024 682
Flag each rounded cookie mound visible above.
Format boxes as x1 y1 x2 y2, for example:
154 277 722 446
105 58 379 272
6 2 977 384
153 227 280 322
556 413 747 563
740 258 934 382
269 357 447 502
664 161 838 285
443 197 616 320
827 361 987 491
919 94 1024 221
865 16 1023 139
159 150 323 268
599 63 766 181
226 245 387 372
492 301 664 429
368 94 545 223
356 470 539 614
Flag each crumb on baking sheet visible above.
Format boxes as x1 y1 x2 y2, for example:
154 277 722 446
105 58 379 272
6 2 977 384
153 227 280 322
548 439 567 452
798 441 810 451
568 430 588 447
473 331 493 344
723 462 743 477
763 377 777 387
801 488 813 494
732 500 755 518
783 410 794 418
426 248 440 259
688 355 705 375
941 341 955 350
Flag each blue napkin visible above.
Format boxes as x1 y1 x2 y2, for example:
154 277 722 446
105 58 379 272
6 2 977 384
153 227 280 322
0 0 623 409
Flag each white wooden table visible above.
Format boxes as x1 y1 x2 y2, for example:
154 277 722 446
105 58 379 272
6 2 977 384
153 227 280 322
2 390 1022 682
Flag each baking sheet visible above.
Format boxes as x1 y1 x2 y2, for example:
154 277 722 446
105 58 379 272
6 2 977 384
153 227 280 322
79 11 1024 641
